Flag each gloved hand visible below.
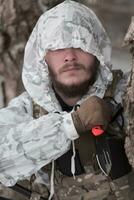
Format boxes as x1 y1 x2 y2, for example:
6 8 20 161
71 96 111 135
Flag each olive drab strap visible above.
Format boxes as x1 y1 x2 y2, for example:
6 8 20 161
103 69 125 139
104 69 123 98
32 101 48 119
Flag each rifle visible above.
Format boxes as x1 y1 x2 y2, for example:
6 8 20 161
10 183 48 200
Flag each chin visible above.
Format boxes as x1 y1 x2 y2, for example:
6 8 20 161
61 82 81 87
62 79 89 86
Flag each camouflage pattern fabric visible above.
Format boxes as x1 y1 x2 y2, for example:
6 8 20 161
54 167 134 200
1 166 134 200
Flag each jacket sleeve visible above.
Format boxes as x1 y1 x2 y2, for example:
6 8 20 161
0 93 79 186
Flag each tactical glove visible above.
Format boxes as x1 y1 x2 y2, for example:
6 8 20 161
71 96 110 135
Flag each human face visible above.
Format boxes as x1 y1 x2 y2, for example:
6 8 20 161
45 48 98 97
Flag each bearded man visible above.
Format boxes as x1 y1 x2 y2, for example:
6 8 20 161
0 1 133 200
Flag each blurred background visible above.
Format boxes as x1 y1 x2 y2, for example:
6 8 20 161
0 0 134 107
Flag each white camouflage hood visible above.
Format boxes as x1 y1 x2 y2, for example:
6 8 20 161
22 0 113 112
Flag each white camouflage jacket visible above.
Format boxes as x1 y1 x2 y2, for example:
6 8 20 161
0 0 127 188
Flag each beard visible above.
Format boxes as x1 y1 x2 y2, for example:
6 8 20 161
48 60 99 98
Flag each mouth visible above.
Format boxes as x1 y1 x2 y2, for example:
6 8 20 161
62 66 83 73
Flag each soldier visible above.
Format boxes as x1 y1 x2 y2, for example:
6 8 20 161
0 1 133 200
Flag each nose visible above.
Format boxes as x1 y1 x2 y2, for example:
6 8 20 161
64 48 77 63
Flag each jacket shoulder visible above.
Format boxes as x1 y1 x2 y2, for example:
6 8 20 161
8 91 33 115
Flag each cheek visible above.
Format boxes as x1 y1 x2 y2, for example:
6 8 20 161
48 66 58 77
45 60 59 75
80 53 96 66
48 63 63 79
85 58 95 67
46 59 63 75
46 53 64 66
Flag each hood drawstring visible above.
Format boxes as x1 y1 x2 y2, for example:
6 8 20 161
49 143 75 199
71 104 80 179
71 140 76 179
48 160 55 200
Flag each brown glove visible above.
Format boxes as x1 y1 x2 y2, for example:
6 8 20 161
71 96 110 135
